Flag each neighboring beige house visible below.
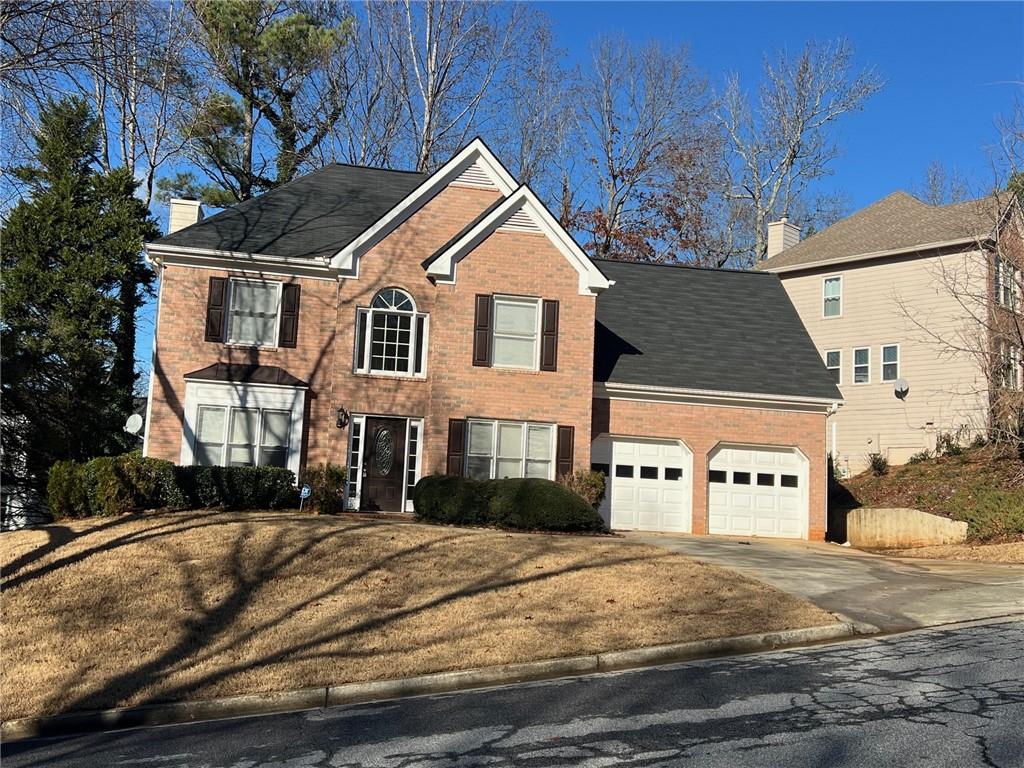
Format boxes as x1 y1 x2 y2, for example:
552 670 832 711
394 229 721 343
759 191 1017 476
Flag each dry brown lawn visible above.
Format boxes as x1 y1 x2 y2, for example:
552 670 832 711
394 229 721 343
1 512 833 721
880 540 1024 563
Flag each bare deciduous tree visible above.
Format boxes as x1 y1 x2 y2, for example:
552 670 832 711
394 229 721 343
717 39 883 263
915 160 972 206
569 35 710 261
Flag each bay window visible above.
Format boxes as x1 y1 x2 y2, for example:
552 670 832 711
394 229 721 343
194 405 291 468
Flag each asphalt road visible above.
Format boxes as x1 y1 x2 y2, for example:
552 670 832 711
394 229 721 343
5 618 1023 768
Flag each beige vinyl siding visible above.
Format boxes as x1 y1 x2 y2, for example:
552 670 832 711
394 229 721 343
778 249 989 475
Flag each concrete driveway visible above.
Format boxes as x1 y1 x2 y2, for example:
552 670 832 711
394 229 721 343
627 533 1024 632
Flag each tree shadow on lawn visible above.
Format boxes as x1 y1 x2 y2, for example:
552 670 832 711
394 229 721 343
40 519 655 719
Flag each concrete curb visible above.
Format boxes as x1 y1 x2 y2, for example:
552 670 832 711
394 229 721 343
1 621 862 742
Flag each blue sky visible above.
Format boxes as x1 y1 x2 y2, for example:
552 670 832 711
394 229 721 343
135 1 1023 376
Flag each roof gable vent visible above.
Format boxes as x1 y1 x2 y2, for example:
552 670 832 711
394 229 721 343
498 204 542 233
452 159 497 189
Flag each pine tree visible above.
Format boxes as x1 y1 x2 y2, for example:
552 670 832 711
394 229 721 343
1 97 159 502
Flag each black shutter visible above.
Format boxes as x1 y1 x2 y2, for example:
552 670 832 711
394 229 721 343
556 425 574 478
204 276 228 342
472 294 492 366
447 419 467 476
540 299 559 372
279 283 301 348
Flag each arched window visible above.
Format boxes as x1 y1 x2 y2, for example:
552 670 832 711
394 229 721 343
355 288 428 376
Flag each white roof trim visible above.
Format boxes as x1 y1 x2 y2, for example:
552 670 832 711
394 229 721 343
329 138 517 276
425 185 611 295
761 236 985 274
595 381 842 411
145 243 335 280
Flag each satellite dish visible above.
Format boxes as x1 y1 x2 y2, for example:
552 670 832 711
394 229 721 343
894 378 910 401
124 413 144 435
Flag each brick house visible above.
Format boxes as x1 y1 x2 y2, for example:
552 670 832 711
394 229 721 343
143 139 841 540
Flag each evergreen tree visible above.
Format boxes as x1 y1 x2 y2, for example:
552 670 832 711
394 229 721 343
1 97 158 499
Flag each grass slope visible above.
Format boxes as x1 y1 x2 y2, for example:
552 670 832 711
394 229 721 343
838 446 1024 541
1 512 832 721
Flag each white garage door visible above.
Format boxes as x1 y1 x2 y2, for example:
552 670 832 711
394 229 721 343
592 437 692 532
707 445 808 538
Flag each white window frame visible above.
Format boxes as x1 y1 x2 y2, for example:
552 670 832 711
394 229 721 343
344 415 424 512
881 344 900 382
998 259 1019 308
822 276 842 319
999 341 1022 390
353 289 429 378
852 346 871 385
226 278 282 347
824 349 841 385
491 295 542 370
180 381 306 477
465 419 555 480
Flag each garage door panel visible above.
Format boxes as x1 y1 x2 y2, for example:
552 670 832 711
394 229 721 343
708 445 808 539
595 437 693 533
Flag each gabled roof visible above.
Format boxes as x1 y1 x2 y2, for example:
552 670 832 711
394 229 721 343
759 192 1000 273
152 164 427 260
594 260 842 402
424 185 611 295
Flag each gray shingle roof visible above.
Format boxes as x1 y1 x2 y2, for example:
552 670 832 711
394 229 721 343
153 164 427 259
594 260 842 401
759 192 998 272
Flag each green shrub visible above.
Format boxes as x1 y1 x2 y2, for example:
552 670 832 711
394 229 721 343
906 449 932 465
299 463 347 514
84 456 134 516
486 477 606 532
46 461 91 519
414 474 607 533
953 488 1024 540
413 475 489 525
867 452 889 476
559 469 606 509
174 465 297 510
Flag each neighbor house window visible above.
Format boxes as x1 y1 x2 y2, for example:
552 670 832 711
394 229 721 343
354 288 428 376
823 276 842 318
999 340 1022 390
881 344 900 382
853 347 870 384
194 405 290 468
825 350 841 384
227 279 281 346
466 419 554 480
995 255 1019 308
492 296 540 369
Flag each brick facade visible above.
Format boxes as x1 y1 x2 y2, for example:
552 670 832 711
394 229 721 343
592 397 828 540
146 171 828 539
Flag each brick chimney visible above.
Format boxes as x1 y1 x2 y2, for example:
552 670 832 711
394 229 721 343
766 216 801 259
167 198 204 234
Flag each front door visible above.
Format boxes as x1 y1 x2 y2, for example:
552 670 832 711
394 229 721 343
361 417 407 512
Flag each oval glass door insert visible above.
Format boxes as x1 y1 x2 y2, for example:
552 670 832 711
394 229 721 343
375 428 395 475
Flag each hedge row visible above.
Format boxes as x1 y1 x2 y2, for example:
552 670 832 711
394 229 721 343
413 475 607 533
47 453 299 519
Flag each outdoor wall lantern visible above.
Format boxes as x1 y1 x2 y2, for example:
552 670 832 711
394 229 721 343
335 406 350 429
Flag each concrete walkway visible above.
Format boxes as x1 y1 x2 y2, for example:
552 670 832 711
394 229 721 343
627 533 1024 632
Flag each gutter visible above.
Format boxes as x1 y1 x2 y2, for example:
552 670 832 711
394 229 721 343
594 381 843 411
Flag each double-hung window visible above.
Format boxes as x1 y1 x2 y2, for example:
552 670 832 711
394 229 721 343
227 280 281 346
999 340 1022 390
881 344 900 382
466 419 554 480
194 405 291 468
823 276 842 318
853 347 870 384
825 350 841 384
492 296 541 369
354 288 428 376
996 256 1018 308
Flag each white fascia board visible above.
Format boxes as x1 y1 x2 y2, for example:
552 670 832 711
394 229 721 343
145 243 336 281
763 236 986 275
425 185 612 295
330 138 517 276
594 381 842 412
